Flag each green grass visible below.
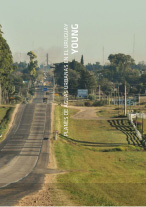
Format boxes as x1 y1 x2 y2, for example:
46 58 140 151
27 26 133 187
0 106 14 140
53 106 146 206
0 107 9 122
96 106 125 117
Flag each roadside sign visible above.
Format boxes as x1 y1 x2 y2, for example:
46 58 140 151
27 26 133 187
43 87 48 91
77 89 88 98
114 99 136 106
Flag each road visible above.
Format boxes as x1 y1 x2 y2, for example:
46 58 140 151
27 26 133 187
0 86 53 205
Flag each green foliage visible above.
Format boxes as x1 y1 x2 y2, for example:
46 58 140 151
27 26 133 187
27 51 38 80
99 78 113 95
103 145 142 152
108 53 135 70
79 70 97 90
54 60 97 95
86 62 102 71
0 25 15 98
0 107 14 136
80 55 84 65
13 62 28 71
29 87 35 95
93 100 108 106
84 100 93 106
14 96 23 103
27 51 37 61
88 53 144 96
68 69 80 95
88 94 96 101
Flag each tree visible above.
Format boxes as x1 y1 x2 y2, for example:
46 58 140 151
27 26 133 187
27 51 38 80
0 25 3 35
99 78 113 95
79 70 97 91
81 55 84 65
54 60 97 95
86 62 102 71
0 25 15 103
70 59 85 72
54 63 64 86
14 61 28 71
108 53 135 72
27 51 37 61
68 69 80 95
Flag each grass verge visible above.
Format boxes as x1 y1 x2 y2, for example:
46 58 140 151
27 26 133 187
0 106 15 141
53 105 146 206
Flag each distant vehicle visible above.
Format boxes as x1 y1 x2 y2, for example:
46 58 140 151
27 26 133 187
43 97 48 103
43 137 49 140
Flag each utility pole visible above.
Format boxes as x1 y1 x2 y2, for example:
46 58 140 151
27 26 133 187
99 85 101 100
124 81 127 116
118 85 120 115
46 53 49 67
108 94 110 105
139 93 140 106
53 73 55 103
114 89 115 105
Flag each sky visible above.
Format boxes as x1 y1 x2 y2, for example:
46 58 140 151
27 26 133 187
0 0 146 65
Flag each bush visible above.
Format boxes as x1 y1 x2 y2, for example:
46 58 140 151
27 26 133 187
75 101 85 106
88 94 96 101
93 100 108 106
84 101 93 106
14 96 23 103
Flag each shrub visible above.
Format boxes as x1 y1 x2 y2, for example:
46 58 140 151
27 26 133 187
88 94 96 101
14 96 23 103
75 101 85 106
93 100 108 106
84 101 93 106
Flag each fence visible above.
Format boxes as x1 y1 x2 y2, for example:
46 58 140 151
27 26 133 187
127 113 143 141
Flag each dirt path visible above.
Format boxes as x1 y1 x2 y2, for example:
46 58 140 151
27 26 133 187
68 105 126 120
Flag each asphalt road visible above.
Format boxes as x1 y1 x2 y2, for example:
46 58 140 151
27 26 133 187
0 86 53 205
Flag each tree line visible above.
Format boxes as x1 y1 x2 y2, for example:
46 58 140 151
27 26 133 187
54 53 146 97
0 25 39 104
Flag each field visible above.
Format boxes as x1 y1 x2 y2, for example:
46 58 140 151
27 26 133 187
53 105 146 206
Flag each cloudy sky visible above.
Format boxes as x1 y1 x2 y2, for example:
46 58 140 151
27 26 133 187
0 0 146 64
